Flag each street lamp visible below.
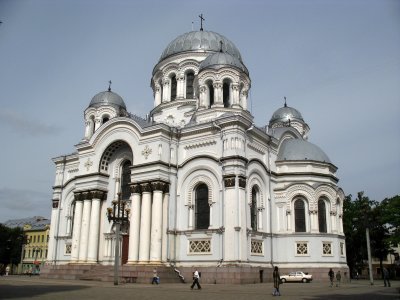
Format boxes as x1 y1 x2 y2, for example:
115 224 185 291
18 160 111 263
353 217 373 285
107 193 130 285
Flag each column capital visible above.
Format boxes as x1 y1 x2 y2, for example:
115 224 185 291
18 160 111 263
130 184 142 194
74 192 84 201
52 200 59 209
151 181 167 192
140 182 152 193
238 176 246 188
223 175 236 188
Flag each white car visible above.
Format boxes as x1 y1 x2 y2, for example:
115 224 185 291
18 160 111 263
280 271 312 283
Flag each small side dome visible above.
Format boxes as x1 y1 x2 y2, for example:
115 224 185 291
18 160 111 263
270 105 304 124
277 139 331 163
89 90 126 110
199 52 249 75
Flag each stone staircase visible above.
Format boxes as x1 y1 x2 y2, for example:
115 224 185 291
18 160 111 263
40 264 185 284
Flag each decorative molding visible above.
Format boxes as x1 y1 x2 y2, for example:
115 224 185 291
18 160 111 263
224 176 236 188
84 158 93 171
151 181 167 192
184 140 216 150
130 184 141 194
140 182 152 193
238 176 246 188
52 200 59 208
141 145 152 159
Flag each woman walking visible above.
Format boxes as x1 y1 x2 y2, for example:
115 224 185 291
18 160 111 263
273 266 281 296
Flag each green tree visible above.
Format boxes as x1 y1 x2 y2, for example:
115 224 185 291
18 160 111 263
0 224 24 272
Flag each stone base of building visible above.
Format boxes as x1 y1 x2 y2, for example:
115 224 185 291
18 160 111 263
40 264 348 284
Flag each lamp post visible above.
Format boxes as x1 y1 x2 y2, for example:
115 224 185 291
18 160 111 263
353 216 374 285
107 193 130 286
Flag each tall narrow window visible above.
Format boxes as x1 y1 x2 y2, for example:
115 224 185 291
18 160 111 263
102 116 109 124
186 72 194 99
171 75 177 100
195 184 209 229
318 199 327 233
207 81 214 107
251 187 258 231
223 82 230 107
120 160 132 200
294 199 306 232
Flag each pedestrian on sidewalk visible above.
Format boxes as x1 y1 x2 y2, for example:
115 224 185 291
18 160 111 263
151 268 159 284
190 269 202 290
272 266 281 296
328 268 334 287
336 271 341 287
383 267 391 287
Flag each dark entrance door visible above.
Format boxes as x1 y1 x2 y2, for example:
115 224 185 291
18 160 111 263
122 235 129 264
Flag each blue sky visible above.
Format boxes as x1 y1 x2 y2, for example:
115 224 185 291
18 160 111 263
0 0 399 222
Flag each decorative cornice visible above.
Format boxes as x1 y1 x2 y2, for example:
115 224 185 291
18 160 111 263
184 140 216 150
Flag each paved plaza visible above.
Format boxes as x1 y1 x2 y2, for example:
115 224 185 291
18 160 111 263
0 276 399 300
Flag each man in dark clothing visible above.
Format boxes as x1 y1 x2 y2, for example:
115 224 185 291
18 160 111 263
328 268 334 287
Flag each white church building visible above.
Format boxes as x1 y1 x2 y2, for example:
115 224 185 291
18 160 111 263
44 27 348 283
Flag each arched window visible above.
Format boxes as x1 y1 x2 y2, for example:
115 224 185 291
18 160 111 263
251 187 258 231
318 199 327 233
294 199 306 232
195 183 209 229
170 75 177 101
186 72 194 99
90 116 95 135
120 160 132 200
207 81 214 107
102 115 109 124
223 82 230 107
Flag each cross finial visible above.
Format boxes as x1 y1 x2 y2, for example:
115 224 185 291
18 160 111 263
108 80 112 91
219 40 223 52
199 14 205 31
284 96 287 107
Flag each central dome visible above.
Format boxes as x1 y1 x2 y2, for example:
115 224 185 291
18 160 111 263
159 31 243 62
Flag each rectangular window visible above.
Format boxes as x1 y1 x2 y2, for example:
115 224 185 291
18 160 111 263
188 239 211 254
41 235 44 242
322 242 332 255
251 239 263 255
33 236 36 243
296 242 309 256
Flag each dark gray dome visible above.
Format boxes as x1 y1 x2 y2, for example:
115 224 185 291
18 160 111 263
270 105 304 124
159 31 242 62
277 139 331 163
199 52 249 75
89 90 126 109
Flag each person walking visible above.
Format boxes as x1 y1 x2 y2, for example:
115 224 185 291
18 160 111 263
328 268 334 287
383 267 391 287
335 271 341 287
272 266 281 296
5 265 10 276
190 269 202 290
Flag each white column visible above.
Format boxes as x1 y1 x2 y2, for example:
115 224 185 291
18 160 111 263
46 200 60 263
238 176 247 261
78 197 92 262
241 90 248 110
128 185 141 263
161 191 169 262
87 193 102 263
213 82 223 107
177 75 185 99
162 80 170 102
94 118 101 131
84 120 91 140
70 199 83 262
232 84 240 108
150 182 164 263
331 212 337 233
286 210 292 232
138 183 152 262
155 85 161 106
223 176 236 262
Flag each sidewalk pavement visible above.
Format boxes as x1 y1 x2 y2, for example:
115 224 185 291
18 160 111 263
0 276 399 300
